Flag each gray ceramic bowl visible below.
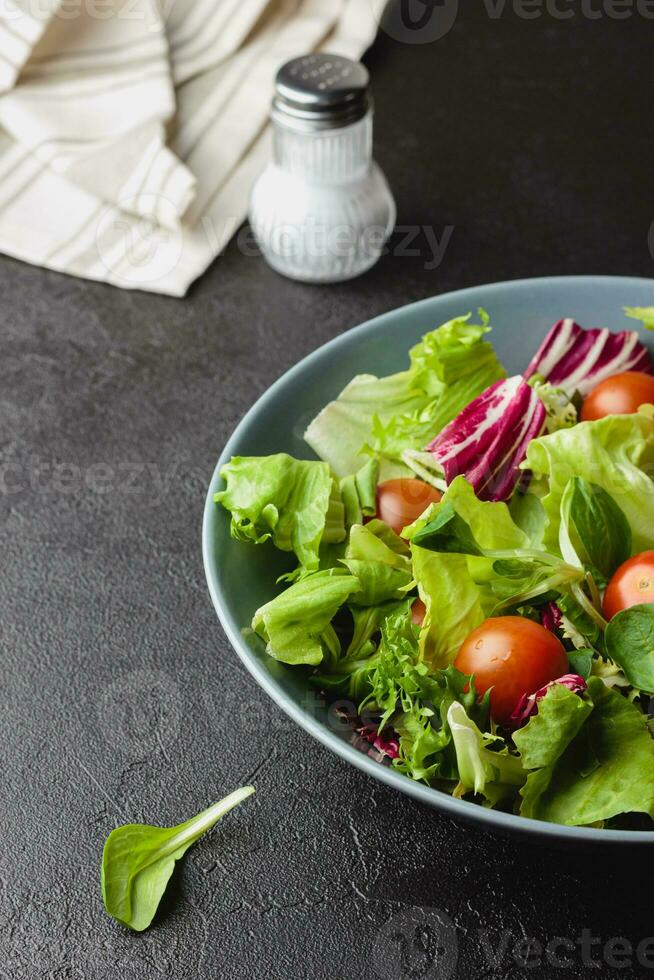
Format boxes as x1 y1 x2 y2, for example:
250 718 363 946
203 276 654 846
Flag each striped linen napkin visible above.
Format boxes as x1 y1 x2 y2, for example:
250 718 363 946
0 0 386 295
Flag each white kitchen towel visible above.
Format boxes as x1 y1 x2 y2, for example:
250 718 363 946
0 0 386 295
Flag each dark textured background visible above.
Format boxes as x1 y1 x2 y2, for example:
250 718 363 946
2 3 654 978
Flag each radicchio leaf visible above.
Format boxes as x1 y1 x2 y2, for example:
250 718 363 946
509 674 587 728
540 601 563 634
524 318 652 397
425 376 546 502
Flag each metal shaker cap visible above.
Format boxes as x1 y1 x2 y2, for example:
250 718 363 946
273 53 371 132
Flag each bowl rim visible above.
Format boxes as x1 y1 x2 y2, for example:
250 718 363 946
203 274 654 845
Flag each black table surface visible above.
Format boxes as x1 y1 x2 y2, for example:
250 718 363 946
2 5 653 979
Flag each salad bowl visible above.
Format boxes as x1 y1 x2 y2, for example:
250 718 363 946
203 275 654 847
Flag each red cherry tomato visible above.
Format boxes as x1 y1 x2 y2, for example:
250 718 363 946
581 371 654 422
375 478 442 534
603 551 654 620
411 598 426 626
454 616 569 725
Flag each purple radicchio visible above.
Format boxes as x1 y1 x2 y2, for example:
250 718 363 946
425 376 546 502
524 318 652 397
540 601 563 634
509 674 587 729
355 723 400 760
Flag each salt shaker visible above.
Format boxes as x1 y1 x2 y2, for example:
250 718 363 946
250 53 396 283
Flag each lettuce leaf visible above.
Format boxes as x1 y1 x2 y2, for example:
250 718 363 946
304 311 505 479
517 678 654 825
513 683 593 770
216 454 345 573
252 569 360 666
341 521 413 607
339 459 379 527
522 413 654 554
405 477 582 667
447 702 525 802
407 479 526 668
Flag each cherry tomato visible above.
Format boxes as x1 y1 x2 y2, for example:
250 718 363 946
454 616 569 725
603 551 654 620
581 371 654 422
375 478 442 534
411 598 426 626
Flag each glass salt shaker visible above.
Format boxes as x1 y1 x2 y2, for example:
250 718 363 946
250 53 396 283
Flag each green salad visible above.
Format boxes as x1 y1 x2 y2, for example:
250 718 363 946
216 306 654 829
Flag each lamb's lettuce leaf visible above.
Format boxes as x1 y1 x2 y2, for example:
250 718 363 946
102 787 255 931
605 605 654 693
304 311 505 479
216 454 345 573
523 413 654 555
558 476 631 581
517 678 654 825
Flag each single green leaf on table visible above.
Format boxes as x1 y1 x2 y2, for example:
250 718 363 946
624 306 654 331
558 476 631 581
215 454 345 573
102 786 255 932
605 604 654 693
